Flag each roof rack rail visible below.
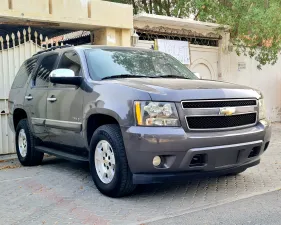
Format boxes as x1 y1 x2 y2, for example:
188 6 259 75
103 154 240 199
33 44 72 56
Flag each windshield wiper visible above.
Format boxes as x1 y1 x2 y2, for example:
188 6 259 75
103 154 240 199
101 74 149 80
155 75 190 79
102 74 190 80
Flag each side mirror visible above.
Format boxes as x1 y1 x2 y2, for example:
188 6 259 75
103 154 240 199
193 72 201 79
50 69 82 85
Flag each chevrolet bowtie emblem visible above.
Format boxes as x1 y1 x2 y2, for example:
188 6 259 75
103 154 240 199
219 107 236 116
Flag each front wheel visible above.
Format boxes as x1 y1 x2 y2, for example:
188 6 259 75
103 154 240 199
89 124 136 197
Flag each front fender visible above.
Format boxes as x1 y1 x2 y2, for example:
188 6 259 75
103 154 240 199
82 103 134 144
81 82 152 145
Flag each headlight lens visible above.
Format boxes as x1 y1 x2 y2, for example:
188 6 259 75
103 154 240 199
259 98 266 120
135 101 180 126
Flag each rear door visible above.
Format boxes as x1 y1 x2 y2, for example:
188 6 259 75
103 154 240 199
45 51 84 150
9 57 38 131
24 53 59 142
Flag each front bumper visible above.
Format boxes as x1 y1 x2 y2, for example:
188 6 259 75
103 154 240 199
133 159 260 184
122 120 271 184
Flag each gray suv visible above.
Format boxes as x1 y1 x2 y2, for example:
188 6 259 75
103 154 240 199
8 45 271 197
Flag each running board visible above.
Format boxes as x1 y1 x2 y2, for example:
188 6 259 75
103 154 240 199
36 146 89 162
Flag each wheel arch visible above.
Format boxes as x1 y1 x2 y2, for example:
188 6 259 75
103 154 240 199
13 108 28 130
85 111 121 146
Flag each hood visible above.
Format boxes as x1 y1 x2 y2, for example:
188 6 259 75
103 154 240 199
109 78 261 101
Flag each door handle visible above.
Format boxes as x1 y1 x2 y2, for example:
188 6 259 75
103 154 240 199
47 96 57 102
25 95 33 101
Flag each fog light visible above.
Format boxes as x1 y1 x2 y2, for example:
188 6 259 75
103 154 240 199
153 156 161 167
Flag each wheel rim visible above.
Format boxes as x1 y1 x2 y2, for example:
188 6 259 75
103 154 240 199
94 140 116 184
18 129 27 158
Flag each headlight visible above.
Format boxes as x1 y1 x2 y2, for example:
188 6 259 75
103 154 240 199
135 101 180 126
258 98 266 120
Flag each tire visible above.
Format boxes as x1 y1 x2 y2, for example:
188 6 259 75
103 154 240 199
89 124 136 197
15 119 44 166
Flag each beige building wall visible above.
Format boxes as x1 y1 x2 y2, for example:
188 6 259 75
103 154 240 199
136 39 219 80
0 0 133 47
1 0 133 29
189 45 219 80
91 1 133 29
134 15 221 80
94 28 131 47
0 0 10 10
220 45 281 122
12 0 50 15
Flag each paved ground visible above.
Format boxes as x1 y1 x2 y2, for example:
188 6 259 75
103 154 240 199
0 124 281 225
148 190 281 225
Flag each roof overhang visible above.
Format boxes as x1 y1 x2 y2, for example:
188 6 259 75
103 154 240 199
134 14 229 32
0 0 133 31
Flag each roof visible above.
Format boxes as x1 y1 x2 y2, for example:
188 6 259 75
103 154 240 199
42 15 228 43
62 31 91 41
134 14 229 31
38 30 91 45
2 15 227 46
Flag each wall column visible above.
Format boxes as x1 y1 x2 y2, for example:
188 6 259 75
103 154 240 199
94 28 131 47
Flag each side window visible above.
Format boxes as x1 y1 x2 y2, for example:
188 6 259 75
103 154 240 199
34 54 58 87
58 51 81 76
12 57 38 88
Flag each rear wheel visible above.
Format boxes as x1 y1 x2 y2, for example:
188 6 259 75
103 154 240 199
89 124 136 197
15 119 44 166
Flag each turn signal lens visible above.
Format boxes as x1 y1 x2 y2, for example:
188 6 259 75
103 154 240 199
135 101 143 125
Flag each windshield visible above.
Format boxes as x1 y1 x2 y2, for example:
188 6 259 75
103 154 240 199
85 48 198 80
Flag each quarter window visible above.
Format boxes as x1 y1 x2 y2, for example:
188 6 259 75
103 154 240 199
12 57 38 88
34 54 58 87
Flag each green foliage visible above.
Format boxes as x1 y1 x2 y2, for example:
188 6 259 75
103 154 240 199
106 0 281 67
104 0 195 17
195 0 281 68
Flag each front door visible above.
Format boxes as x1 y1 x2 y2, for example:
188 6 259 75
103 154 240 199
24 53 59 143
45 51 84 150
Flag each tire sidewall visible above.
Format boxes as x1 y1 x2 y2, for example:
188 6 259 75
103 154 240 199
90 129 123 194
15 120 32 164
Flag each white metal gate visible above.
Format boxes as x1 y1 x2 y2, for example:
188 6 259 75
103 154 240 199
0 28 63 155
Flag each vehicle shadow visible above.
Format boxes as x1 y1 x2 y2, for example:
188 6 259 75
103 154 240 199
40 156 238 199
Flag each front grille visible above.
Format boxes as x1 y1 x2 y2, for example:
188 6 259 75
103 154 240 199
186 113 257 129
182 100 257 108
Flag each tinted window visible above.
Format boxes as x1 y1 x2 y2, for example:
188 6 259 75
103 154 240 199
12 57 37 88
58 51 81 76
85 49 197 80
34 54 58 87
